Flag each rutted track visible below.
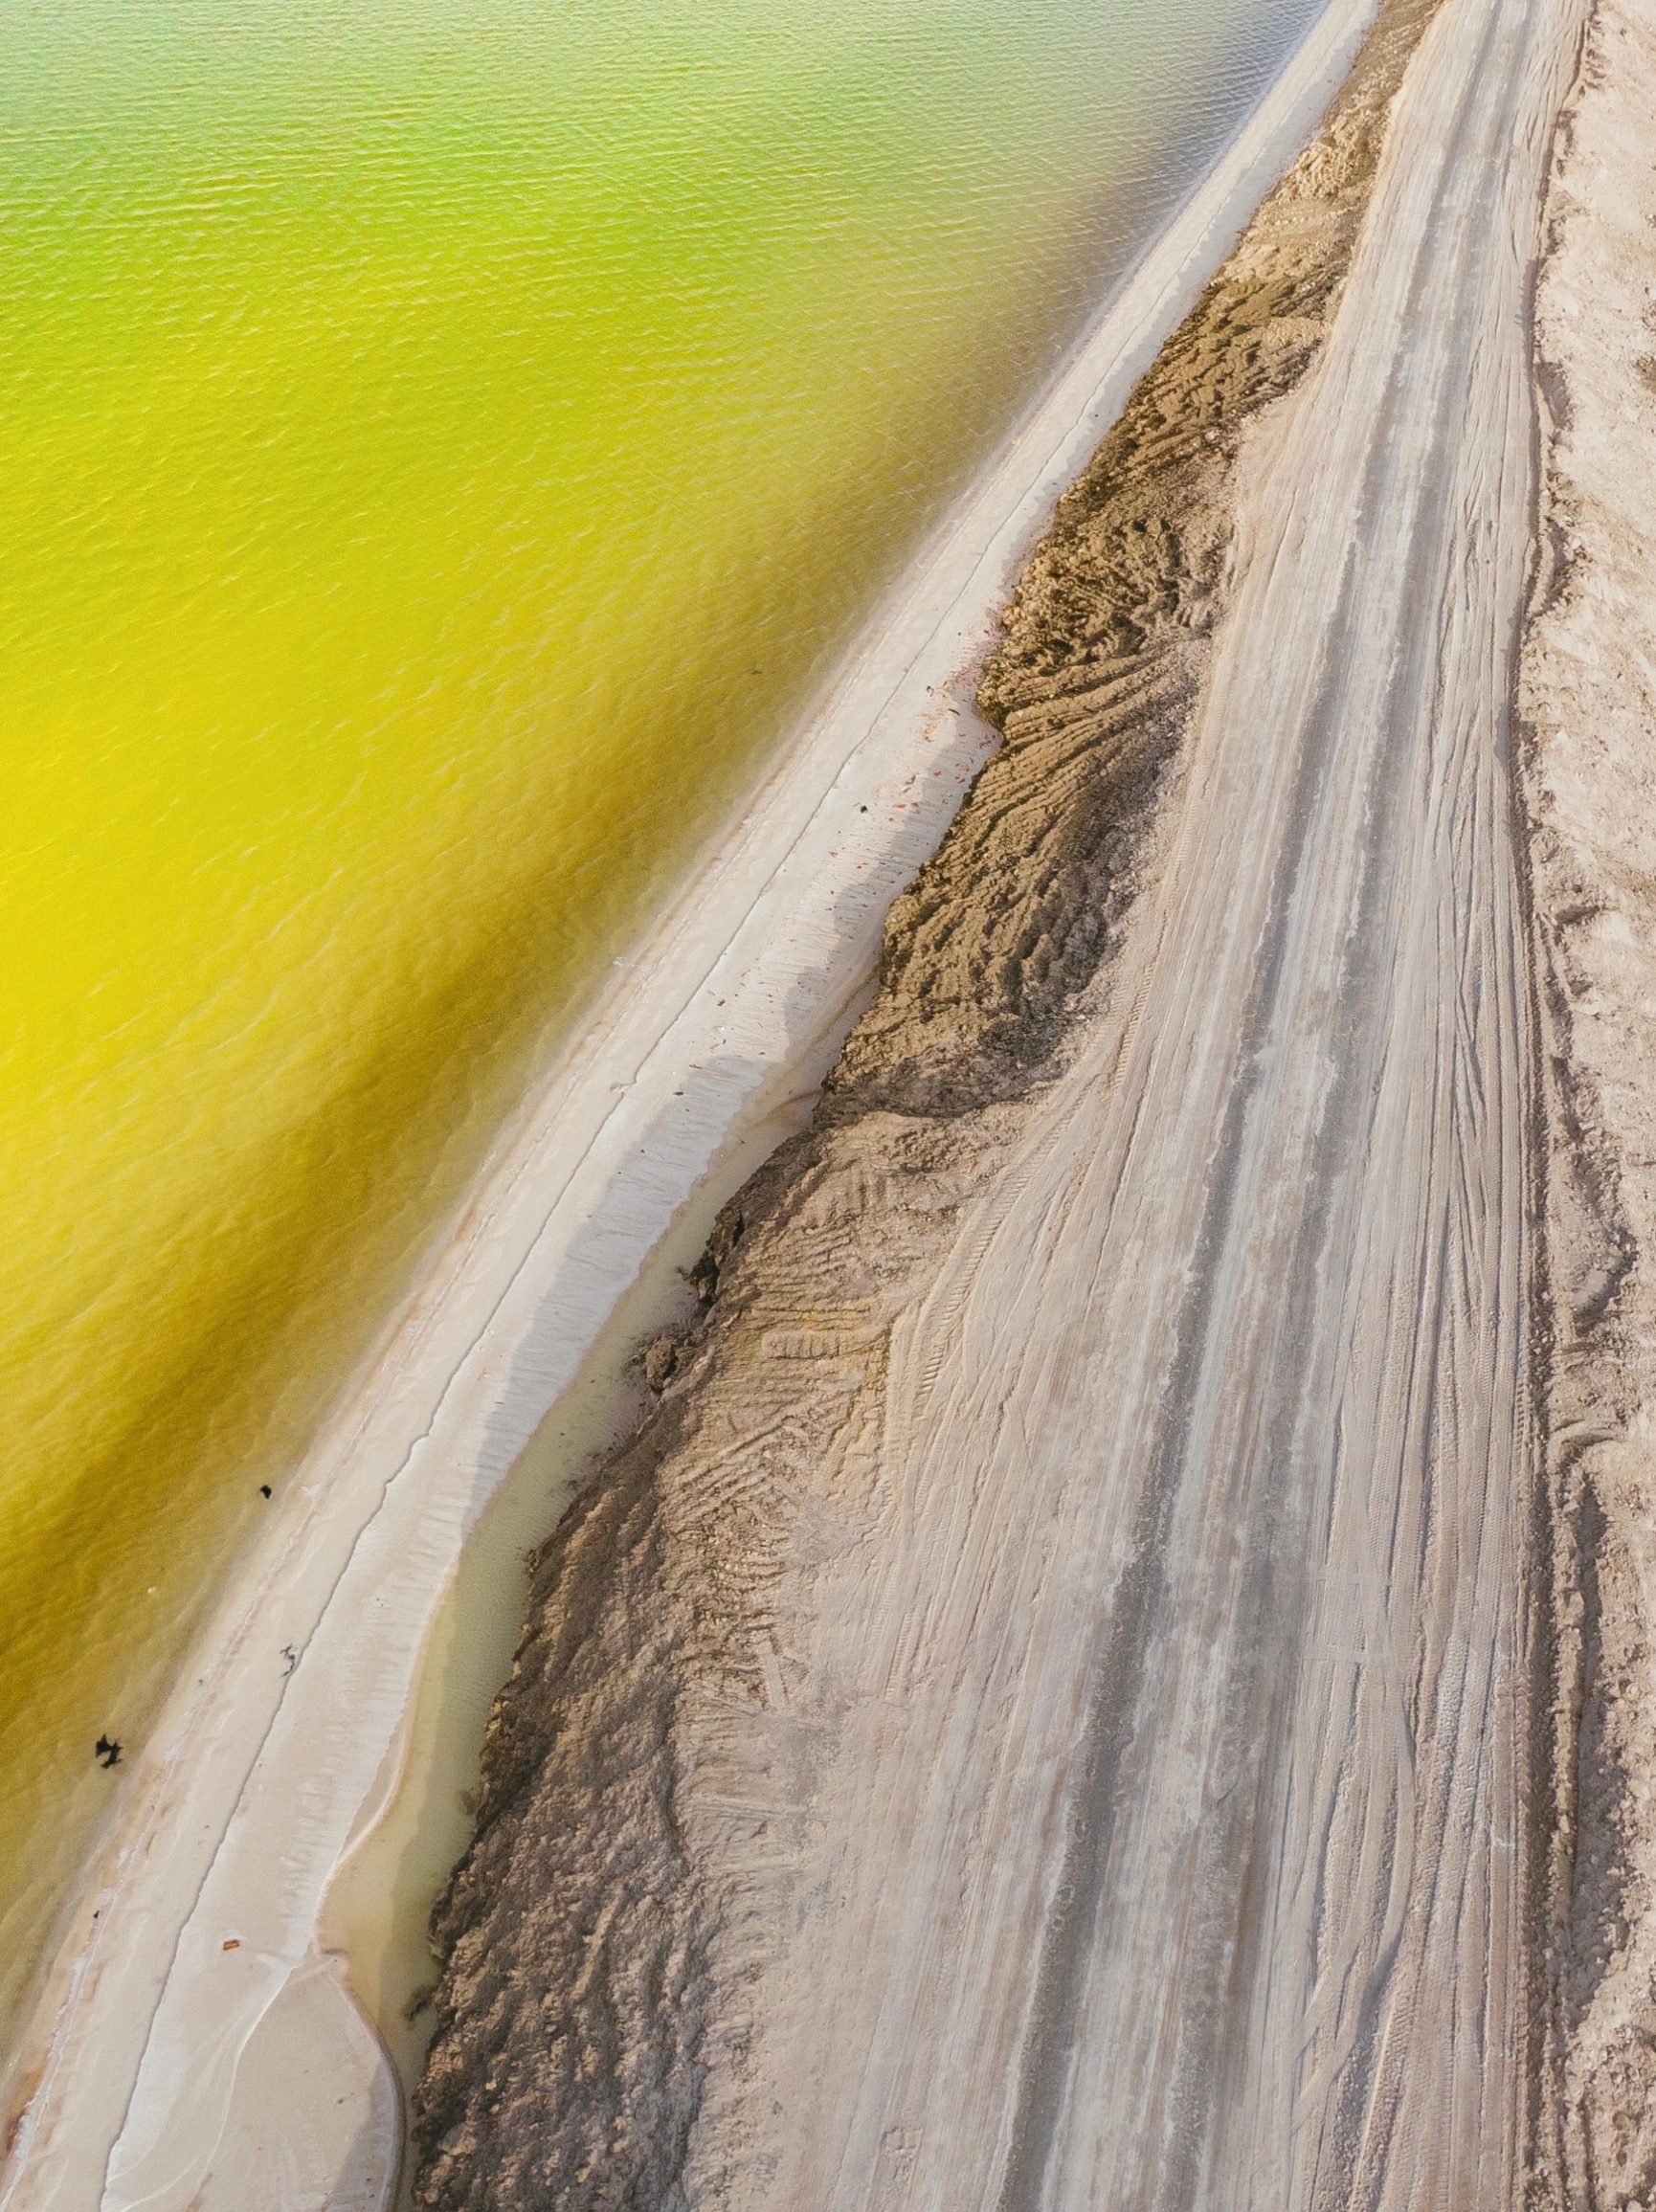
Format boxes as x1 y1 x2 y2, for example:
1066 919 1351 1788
732 0 1579 2198
413 0 1585 2201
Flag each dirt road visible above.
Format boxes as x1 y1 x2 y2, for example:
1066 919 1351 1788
405 0 1594 2201
736 0 1581 2201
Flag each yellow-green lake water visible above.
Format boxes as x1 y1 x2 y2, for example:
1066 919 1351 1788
2 0 1325 2044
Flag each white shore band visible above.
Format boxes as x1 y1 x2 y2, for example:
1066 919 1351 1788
0 5 1377 2203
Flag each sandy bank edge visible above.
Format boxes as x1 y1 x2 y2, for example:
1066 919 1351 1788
407 0 1536 2194
1519 0 1656 2196
0 6 1380 2206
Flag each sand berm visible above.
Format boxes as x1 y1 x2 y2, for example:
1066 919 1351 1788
405 0 1656 2201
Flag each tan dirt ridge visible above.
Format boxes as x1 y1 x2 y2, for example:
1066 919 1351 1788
407 4 1457 2203
1522 0 1656 2200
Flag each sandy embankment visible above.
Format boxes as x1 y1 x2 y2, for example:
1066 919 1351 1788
408 0 1583 2197
1521 2 1656 2196
0 9 1381 2208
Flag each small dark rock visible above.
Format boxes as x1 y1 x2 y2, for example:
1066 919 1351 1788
643 1333 680 1392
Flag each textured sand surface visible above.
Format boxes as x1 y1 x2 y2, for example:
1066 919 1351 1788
0 10 1378 2208
1521 4 1656 2198
411 0 1586 2201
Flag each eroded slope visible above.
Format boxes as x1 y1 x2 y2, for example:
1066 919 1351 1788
410 4 1478 2202
1521 4 1656 2199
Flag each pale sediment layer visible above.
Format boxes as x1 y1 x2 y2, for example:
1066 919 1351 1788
1521 3 1656 2199
0 9 1380 2206
410 0 1587 2200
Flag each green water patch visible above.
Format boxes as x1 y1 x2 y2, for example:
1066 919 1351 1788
0 0 1325 2049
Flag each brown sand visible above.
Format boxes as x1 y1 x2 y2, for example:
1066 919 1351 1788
407 1 1512 2202
1522 2 1656 2198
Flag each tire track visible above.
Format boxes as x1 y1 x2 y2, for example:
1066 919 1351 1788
761 0 1581 2201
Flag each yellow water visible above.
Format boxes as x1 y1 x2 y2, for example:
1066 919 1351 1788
1 0 1325 2044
